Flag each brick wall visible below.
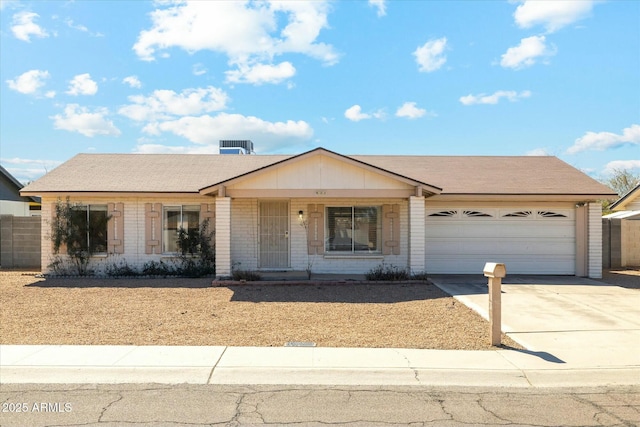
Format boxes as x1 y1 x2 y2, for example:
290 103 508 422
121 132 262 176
230 198 410 274
0 215 41 269
40 196 214 274
37 196 412 275
588 202 603 278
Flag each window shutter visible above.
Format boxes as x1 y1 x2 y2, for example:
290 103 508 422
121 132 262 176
145 203 162 254
307 204 325 255
200 203 215 225
200 203 215 243
107 202 124 254
383 204 400 255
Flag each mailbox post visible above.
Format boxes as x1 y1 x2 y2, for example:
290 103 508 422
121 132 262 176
483 262 506 346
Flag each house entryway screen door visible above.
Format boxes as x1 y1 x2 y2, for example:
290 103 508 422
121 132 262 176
259 201 290 268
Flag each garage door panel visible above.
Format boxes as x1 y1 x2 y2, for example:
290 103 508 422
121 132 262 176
430 222 574 239
428 238 574 253
425 207 576 274
426 255 575 275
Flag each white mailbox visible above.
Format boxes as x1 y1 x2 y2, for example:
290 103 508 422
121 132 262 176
483 262 506 278
483 262 506 346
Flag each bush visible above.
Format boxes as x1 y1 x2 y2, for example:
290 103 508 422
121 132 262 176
47 256 91 277
49 198 110 276
105 258 140 277
365 263 410 281
175 219 215 277
232 269 262 281
142 260 178 277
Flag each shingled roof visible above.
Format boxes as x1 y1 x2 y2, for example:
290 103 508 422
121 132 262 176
20 148 616 198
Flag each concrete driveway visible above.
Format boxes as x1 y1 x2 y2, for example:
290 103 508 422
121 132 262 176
430 275 640 370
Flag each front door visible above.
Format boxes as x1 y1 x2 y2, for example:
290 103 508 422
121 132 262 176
259 201 290 268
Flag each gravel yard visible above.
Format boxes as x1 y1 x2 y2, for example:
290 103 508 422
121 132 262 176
0 271 521 350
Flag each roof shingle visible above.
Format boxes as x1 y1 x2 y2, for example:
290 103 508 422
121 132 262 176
20 150 616 197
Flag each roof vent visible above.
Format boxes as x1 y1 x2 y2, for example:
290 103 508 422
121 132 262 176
219 140 254 155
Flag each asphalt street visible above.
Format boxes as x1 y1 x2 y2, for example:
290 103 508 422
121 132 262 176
1 384 639 426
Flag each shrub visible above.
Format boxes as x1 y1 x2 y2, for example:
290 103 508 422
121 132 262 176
49 198 110 276
365 263 410 281
105 258 140 277
232 269 262 281
174 219 215 277
142 260 177 277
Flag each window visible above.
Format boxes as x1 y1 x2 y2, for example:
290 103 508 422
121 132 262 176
71 205 108 254
326 206 381 253
163 205 200 253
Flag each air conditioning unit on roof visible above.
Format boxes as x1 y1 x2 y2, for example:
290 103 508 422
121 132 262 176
219 140 254 155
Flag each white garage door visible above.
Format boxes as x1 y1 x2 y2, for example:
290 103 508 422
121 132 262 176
425 208 576 274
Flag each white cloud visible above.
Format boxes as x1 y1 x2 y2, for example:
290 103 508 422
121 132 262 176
603 160 640 175
567 124 640 154
414 37 447 73
51 104 121 137
66 73 98 96
141 112 313 152
45 90 56 98
0 157 63 183
123 75 142 88
525 148 551 156
132 1 337 84
192 63 207 76
344 105 385 121
1 157 59 166
6 69 50 94
1 1 20 11
11 11 49 42
134 144 216 155
225 61 296 85
500 35 556 69
64 18 88 33
344 105 370 122
459 90 531 105
514 0 595 33
369 0 386 17
118 87 229 122
395 102 428 119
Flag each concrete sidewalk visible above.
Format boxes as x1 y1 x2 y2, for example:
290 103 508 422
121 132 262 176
2 275 638 388
2 343 638 387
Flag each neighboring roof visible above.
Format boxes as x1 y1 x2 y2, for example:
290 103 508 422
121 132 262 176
603 210 640 220
610 182 640 211
21 148 617 198
1 165 39 203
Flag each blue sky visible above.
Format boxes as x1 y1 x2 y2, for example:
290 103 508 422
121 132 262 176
1 0 638 185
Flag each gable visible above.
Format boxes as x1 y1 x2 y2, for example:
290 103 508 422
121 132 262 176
225 153 415 191
611 183 640 211
199 148 441 197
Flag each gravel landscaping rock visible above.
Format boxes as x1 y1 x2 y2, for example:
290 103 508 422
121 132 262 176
1 271 522 350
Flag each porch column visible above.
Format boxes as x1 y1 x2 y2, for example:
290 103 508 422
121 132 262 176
409 196 426 273
587 202 603 278
575 204 588 277
215 197 232 277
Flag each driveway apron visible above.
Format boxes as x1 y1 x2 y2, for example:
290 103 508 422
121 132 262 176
430 275 640 369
